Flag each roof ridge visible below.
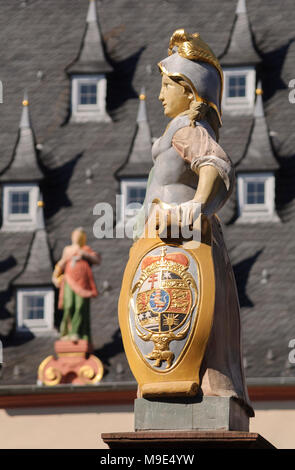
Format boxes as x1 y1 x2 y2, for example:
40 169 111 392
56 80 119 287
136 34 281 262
0 92 43 182
116 89 152 177
219 0 260 65
67 0 112 75
13 193 52 287
237 83 279 172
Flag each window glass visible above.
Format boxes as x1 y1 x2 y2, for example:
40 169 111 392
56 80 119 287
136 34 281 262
227 75 246 98
23 295 45 320
79 83 97 105
9 191 29 214
246 181 265 204
127 186 146 205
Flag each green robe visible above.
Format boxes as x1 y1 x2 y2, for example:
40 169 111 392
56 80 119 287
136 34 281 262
60 281 91 341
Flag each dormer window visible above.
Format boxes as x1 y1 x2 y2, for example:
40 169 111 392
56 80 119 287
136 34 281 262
2 184 39 231
121 179 147 219
237 173 278 222
223 67 255 114
9 190 30 215
67 0 112 123
126 182 146 206
71 75 110 123
16 288 54 334
245 180 265 205
228 74 246 99
79 81 97 105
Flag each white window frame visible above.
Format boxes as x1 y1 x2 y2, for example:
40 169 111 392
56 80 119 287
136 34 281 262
222 67 255 114
237 172 277 222
120 179 147 220
71 74 111 123
2 184 39 231
16 288 54 334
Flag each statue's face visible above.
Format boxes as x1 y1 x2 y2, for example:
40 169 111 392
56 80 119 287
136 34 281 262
159 73 192 118
72 229 86 247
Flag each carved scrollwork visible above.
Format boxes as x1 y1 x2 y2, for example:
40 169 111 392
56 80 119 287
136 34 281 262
38 356 62 386
78 357 104 384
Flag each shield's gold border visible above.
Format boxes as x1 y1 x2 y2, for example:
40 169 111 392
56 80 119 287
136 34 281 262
118 215 215 396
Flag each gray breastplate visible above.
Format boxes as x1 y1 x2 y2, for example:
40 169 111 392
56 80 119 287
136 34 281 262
145 115 214 206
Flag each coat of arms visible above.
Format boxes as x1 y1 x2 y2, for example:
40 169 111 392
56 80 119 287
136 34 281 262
130 246 198 370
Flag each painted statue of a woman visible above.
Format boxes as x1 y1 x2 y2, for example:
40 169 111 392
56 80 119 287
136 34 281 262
119 29 253 417
38 228 103 386
52 227 100 342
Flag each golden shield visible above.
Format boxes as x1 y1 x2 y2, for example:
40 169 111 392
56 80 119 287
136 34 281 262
118 216 215 398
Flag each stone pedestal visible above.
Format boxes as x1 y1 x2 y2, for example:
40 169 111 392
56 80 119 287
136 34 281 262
102 431 275 449
102 395 275 449
38 340 104 385
135 396 249 431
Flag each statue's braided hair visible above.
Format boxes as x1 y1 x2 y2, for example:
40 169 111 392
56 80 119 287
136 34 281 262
170 77 220 141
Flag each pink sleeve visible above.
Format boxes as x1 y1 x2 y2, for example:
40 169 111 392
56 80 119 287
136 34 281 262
83 245 96 255
172 126 234 191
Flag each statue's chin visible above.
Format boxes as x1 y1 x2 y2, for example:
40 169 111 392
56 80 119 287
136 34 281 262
163 107 176 119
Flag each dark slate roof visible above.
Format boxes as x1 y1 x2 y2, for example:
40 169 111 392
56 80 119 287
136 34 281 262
0 94 43 182
66 0 112 75
223 220 295 380
12 229 52 286
13 202 53 286
0 0 294 385
116 90 152 178
219 0 261 66
0 232 33 339
236 85 280 172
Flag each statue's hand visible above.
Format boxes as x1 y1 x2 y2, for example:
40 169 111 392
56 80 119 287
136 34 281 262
146 199 201 237
52 264 64 288
145 199 178 234
52 275 63 288
52 276 59 288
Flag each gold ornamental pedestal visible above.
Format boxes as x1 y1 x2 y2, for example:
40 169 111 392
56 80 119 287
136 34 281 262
38 339 104 385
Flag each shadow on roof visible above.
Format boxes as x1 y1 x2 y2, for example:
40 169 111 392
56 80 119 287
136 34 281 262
41 152 84 219
233 248 263 308
94 328 124 377
107 47 145 113
261 38 295 102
